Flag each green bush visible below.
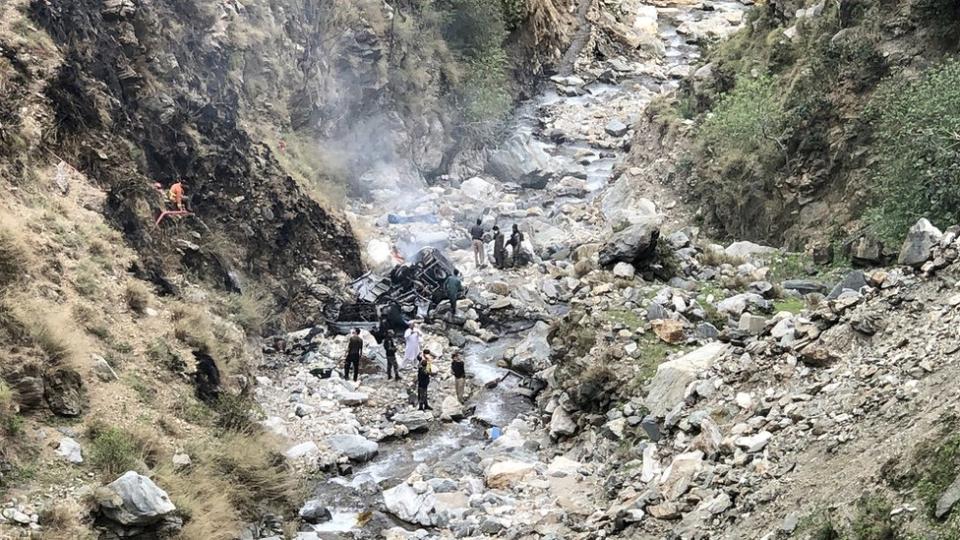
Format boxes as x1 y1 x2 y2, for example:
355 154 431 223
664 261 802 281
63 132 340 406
701 74 786 159
214 394 259 432
88 427 143 477
865 59 960 240
499 0 527 30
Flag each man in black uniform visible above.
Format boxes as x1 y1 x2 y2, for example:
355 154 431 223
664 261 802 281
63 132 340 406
509 224 525 267
492 226 505 269
383 330 399 380
344 328 363 382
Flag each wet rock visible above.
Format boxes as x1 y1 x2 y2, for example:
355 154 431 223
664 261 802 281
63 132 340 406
550 407 577 439
599 220 661 267
645 342 728 416
899 218 942 268
652 319 685 344
326 434 379 463
44 368 84 417
299 500 332 524
57 437 83 464
97 471 176 526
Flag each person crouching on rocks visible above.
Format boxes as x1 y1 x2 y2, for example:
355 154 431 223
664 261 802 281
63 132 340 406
417 352 434 411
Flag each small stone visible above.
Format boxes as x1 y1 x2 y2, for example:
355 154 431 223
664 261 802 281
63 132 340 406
171 453 192 469
613 262 636 278
651 319 685 344
738 313 767 335
735 431 772 453
57 437 83 464
299 500 332 524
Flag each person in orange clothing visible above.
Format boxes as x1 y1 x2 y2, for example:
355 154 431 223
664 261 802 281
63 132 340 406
169 180 186 211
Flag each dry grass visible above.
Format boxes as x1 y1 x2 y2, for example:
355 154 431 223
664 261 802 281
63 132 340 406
0 214 33 293
155 431 300 540
124 280 152 315
38 500 94 540
172 302 248 377
699 243 747 267
4 299 85 365
225 285 274 336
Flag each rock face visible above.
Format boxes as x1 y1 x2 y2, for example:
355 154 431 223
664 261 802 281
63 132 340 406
599 221 661 267
43 368 83 417
325 434 379 463
486 134 555 188
98 472 176 526
645 342 728 416
898 218 942 267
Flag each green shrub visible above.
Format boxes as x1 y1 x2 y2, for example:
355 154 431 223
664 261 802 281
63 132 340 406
88 427 144 477
499 0 527 30
226 286 274 336
865 59 960 240
850 496 897 540
701 74 786 159
214 394 259 432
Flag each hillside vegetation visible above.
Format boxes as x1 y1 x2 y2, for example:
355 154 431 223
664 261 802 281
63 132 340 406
649 0 960 256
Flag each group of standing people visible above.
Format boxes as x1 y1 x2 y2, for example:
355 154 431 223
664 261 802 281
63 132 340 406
343 321 468 412
470 219 526 269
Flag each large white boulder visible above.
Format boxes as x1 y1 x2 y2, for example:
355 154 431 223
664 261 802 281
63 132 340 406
382 482 438 526
98 471 176 526
325 434 379 463
645 342 729 416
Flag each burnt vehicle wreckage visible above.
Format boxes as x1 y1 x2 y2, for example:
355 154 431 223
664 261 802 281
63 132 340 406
329 248 467 335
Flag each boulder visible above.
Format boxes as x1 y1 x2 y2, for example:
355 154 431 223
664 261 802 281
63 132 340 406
725 241 776 259
850 236 883 266
98 471 176 526
57 437 83 464
716 293 770 316
485 460 535 489
440 396 464 422
651 319 685 344
647 302 669 321
898 218 943 267
510 322 551 375
661 451 704 501
738 313 767 335
936 476 960 519
326 434 379 463
613 262 636 278
782 279 826 295
382 482 437 526
734 431 772 453
460 177 497 200
645 342 728 416
284 441 319 460
299 500 333 524
486 134 554 189
800 343 838 367
550 407 577 439
599 221 661 267
827 271 868 300
339 392 368 406
601 178 661 227
605 119 629 137
392 410 433 433
44 368 84 417
14 377 45 410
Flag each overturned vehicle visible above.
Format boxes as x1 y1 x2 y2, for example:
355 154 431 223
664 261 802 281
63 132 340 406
329 247 466 335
